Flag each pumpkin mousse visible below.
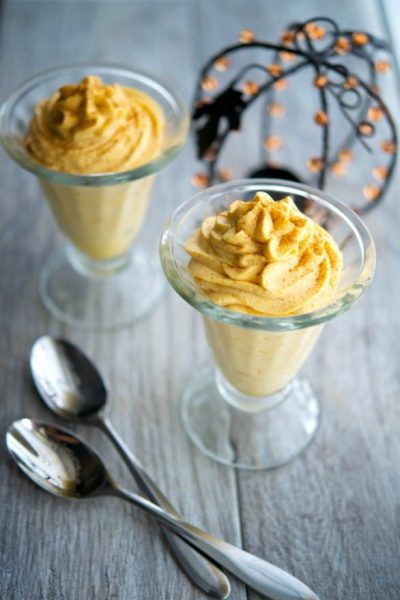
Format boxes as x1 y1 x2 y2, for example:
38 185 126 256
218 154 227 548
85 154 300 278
25 75 165 260
185 192 343 397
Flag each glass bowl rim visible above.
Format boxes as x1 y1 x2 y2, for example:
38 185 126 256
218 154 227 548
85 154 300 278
0 62 190 187
160 178 376 331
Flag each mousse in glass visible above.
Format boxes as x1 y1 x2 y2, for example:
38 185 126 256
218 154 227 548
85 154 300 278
160 179 375 469
0 65 189 329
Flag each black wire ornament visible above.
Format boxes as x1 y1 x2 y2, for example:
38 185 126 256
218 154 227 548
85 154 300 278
192 17 397 215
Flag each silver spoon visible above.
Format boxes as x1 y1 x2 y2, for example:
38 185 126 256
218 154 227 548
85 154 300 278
7 418 319 600
29 335 230 599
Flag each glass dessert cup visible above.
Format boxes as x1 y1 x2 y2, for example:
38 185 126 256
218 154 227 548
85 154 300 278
160 179 376 469
0 65 189 330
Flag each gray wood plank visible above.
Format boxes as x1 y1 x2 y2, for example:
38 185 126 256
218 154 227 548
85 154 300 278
1 1 399 599
194 1 400 599
0 2 244 599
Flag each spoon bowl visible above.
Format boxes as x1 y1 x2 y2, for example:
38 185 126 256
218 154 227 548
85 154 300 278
6 418 107 498
30 336 107 419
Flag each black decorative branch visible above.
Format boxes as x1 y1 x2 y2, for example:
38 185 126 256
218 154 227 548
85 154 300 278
192 16 397 215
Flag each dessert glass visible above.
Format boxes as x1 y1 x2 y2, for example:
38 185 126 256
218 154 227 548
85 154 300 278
160 180 376 469
0 65 189 329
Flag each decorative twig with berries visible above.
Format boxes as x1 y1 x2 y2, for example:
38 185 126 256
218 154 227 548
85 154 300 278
192 17 397 215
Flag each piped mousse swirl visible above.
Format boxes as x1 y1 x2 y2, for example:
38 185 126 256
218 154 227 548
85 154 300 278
185 192 343 316
25 75 164 174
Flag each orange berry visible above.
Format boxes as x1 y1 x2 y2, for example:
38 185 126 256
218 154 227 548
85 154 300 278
201 76 218 92
242 81 259 95
363 185 380 200
239 29 255 44
267 102 285 117
267 63 283 78
214 56 231 72
339 149 353 162
352 32 369 46
191 172 209 188
331 162 347 176
218 168 234 182
375 60 390 74
368 106 383 122
357 121 374 136
307 157 324 172
274 79 288 91
263 135 282 151
314 74 328 88
381 140 396 154
314 111 329 126
335 37 350 55
373 165 388 181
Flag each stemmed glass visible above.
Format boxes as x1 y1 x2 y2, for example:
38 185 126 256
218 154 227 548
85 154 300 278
0 65 189 330
160 179 376 469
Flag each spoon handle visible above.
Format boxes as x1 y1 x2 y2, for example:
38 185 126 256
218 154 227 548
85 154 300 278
110 485 319 600
98 416 231 599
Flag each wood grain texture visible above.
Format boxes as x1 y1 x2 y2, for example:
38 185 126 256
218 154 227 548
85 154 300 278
0 1 399 600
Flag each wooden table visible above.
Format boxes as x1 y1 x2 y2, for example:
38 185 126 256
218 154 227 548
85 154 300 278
1 1 399 599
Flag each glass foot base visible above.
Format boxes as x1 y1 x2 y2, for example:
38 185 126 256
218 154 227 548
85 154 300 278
181 366 320 470
39 246 164 330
